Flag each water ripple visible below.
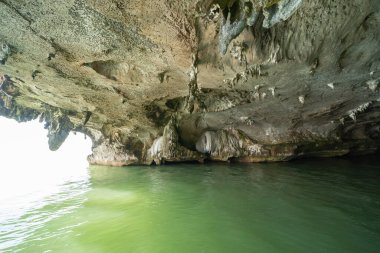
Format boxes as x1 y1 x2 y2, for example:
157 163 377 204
0 177 90 252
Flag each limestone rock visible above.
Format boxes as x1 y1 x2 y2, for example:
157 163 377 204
262 0 303 28
147 117 203 164
0 0 380 165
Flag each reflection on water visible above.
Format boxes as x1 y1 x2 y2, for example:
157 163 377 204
0 180 89 251
0 160 90 251
1 157 380 252
0 118 92 252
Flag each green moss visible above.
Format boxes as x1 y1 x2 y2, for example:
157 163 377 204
263 0 282 8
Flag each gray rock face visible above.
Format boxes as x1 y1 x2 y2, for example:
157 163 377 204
262 0 303 28
0 0 380 165
44 109 74 151
219 0 303 54
219 6 257 55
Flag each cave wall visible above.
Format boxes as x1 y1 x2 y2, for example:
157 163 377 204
0 0 380 165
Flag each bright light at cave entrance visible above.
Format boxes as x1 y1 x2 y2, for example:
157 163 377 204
0 117 92 202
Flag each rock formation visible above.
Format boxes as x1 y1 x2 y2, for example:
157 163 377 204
1 0 380 165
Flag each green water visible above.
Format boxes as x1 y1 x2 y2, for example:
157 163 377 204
1 157 380 253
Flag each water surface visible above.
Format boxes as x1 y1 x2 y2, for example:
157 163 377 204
1 157 380 252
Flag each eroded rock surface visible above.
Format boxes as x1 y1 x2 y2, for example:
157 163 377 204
1 0 380 165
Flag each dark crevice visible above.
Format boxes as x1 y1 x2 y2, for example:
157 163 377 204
228 0 241 22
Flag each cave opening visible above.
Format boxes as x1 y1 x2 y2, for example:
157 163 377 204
0 117 93 201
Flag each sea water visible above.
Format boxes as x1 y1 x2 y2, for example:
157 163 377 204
1 157 380 253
